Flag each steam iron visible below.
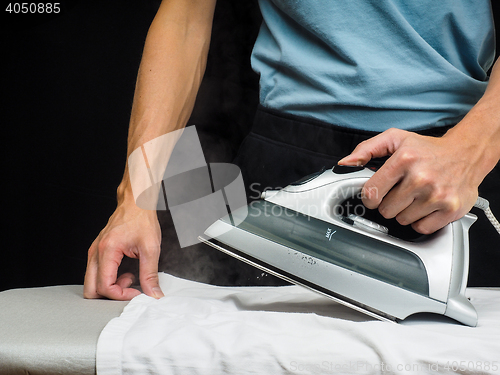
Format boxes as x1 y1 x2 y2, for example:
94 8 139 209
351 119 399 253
199 165 478 326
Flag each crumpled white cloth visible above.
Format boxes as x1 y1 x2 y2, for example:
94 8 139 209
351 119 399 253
97 273 500 375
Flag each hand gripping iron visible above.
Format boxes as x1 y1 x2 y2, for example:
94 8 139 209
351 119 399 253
199 165 479 326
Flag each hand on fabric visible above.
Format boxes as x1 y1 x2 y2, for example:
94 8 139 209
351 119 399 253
84 202 164 300
83 0 219 301
338 128 482 234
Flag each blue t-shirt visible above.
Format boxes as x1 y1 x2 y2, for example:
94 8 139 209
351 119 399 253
251 0 496 132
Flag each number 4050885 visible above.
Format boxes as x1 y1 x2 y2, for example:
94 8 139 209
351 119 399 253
6 3 61 14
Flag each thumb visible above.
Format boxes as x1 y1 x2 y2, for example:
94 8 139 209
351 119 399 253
138 246 164 299
338 128 407 166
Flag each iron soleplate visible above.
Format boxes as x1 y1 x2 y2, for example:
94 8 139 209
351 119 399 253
199 235 396 323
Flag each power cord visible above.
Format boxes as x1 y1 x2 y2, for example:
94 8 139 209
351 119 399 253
474 197 500 235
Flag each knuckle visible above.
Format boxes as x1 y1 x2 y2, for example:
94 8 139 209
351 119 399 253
442 194 461 211
97 236 111 253
141 271 160 286
430 187 447 202
412 222 433 235
95 284 108 297
413 170 433 188
378 205 392 219
396 215 409 226
96 283 119 300
428 188 460 212
97 235 121 254
386 127 401 137
362 197 379 210
87 244 97 257
397 150 418 166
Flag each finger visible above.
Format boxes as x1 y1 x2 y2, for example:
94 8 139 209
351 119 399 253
96 242 141 301
83 240 100 299
361 157 406 209
338 128 406 166
116 272 136 289
377 184 415 220
396 191 472 231
138 244 164 299
393 195 440 227
410 210 452 235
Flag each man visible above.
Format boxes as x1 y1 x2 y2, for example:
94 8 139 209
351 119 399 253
84 0 500 300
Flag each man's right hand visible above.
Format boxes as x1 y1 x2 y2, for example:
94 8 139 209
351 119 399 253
83 202 164 300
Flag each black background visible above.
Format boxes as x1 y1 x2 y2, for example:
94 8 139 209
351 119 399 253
2 1 499 291
2 0 261 291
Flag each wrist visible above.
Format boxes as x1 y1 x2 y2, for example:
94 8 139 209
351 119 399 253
117 175 163 210
117 180 138 207
443 105 500 182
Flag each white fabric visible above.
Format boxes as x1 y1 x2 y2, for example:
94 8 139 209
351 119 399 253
97 273 500 375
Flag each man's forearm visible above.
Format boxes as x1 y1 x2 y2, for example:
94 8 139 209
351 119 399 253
443 58 500 185
118 0 217 205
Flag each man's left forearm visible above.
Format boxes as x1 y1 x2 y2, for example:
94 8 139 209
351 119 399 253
443 58 500 181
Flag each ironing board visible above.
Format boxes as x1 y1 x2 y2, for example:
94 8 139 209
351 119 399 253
2 277 500 375
0 285 128 375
